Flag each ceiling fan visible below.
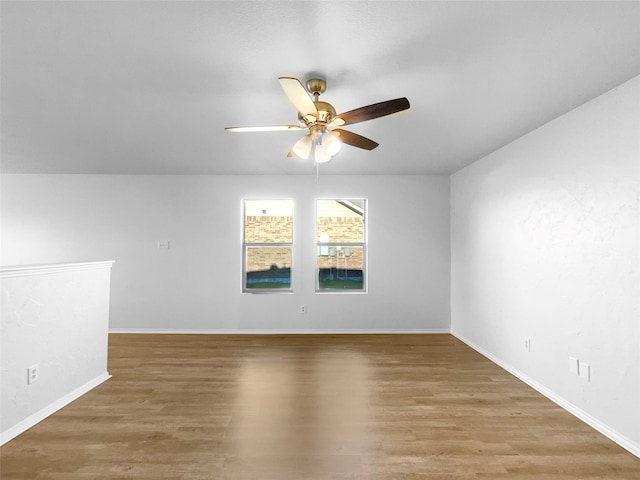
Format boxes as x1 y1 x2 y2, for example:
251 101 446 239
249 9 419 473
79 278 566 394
226 77 410 164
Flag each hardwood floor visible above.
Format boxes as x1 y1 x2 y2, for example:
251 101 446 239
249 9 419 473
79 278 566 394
1 334 638 479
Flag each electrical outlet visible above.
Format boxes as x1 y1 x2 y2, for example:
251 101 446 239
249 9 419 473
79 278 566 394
27 364 39 384
569 357 579 375
299 304 306 314
579 362 590 382
523 338 530 352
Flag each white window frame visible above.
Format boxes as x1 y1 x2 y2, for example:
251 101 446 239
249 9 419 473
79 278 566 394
242 199 294 293
315 199 367 293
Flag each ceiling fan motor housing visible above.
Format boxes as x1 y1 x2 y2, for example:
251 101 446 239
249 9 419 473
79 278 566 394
297 100 336 126
314 101 336 123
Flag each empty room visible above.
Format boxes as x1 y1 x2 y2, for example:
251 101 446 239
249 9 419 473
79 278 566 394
1 1 639 478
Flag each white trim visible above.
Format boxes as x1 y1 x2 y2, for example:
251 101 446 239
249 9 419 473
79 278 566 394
109 328 450 335
0 373 111 446
0 261 115 278
451 331 640 459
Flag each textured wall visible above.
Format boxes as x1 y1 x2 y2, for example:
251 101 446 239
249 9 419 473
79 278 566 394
451 76 640 450
1 262 112 442
1 175 450 332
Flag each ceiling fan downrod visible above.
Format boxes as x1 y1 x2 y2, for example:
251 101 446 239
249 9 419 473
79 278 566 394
298 78 335 127
306 78 326 100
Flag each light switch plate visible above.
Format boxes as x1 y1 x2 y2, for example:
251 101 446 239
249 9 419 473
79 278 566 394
157 240 170 249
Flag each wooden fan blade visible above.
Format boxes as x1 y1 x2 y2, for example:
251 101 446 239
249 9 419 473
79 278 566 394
225 125 303 132
279 77 318 118
332 129 379 150
333 97 410 126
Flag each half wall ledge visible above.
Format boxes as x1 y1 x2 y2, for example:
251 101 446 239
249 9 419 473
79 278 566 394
0 260 115 445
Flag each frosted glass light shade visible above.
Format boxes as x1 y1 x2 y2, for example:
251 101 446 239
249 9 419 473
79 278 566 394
314 143 331 163
292 135 312 159
322 132 342 156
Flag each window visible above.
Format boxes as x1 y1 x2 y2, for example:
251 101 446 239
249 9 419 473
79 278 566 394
243 199 293 292
316 199 366 292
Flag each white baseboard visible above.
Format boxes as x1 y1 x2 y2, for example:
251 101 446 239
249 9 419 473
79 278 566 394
109 328 451 334
451 331 640 459
108 328 450 334
0 372 111 446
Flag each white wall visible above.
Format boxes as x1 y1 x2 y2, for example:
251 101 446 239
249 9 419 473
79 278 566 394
1 262 113 444
1 174 450 332
451 76 640 453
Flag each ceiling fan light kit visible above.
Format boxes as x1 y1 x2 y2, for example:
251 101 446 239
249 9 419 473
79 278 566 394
322 131 342 156
225 76 410 165
314 142 331 164
292 135 313 159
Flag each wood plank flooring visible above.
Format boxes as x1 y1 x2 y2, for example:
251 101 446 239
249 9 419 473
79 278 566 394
1 334 638 479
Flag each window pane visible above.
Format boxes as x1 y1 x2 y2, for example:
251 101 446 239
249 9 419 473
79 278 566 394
245 246 291 289
317 245 364 290
316 199 364 243
244 200 293 243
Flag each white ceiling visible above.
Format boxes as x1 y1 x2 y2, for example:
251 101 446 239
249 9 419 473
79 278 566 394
2 1 639 176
